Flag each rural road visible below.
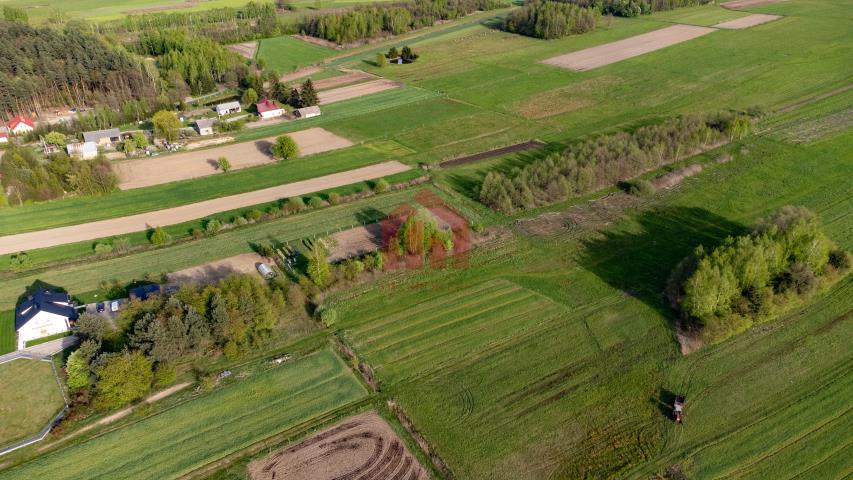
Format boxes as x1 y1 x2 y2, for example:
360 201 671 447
0 161 410 254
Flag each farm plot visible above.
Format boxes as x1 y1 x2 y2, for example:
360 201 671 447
256 35 337 73
1 350 367 480
248 411 428 480
541 25 716 71
167 253 266 286
227 41 257 60
0 161 410 255
116 128 353 190
0 358 65 448
713 13 782 29
319 80 402 105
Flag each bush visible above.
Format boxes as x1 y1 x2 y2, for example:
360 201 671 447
233 216 249 226
153 364 177 388
373 178 390 194
149 227 172 246
286 197 306 213
94 242 114 256
315 305 338 327
270 135 299 160
777 263 817 295
246 209 263 221
204 219 223 235
307 196 324 209
328 192 342 205
828 249 851 271
627 179 656 197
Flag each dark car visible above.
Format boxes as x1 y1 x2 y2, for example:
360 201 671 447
96 302 105 313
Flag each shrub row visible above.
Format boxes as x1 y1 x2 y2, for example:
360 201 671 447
478 113 750 213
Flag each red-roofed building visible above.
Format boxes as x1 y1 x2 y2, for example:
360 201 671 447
256 98 284 120
8 116 35 135
0 132 8 143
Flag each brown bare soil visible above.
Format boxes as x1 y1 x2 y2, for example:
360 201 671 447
115 128 353 190
0 161 411 254
279 66 323 83
227 42 258 60
248 411 428 480
185 136 234 150
651 164 704 190
440 140 545 167
328 224 384 262
722 0 784 9
319 79 402 105
168 253 266 286
542 25 716 71
713 13 782 29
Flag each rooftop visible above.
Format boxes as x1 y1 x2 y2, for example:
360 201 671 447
256 98 281 114
15 289 77 330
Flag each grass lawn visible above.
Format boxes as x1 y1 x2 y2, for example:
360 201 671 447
0 359 65 447
0 311 15 355
24 332 72 348
1 350 367 479
256 35 337 73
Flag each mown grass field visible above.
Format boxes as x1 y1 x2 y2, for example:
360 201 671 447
0 188 429 310
0 350 367 480
0 311 15 354
256 35 337 73
0 359 65 447
330 124 853 478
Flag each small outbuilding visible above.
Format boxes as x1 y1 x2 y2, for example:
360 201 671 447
256 98 284 119
66 141 99 160
129 284 162 301
294 106 321 119
0 132 8 143
83 128 121 146
195 118 216 136
15 289 77 350
216 101 242 117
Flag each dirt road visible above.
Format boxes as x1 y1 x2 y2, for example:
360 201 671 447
319 79 401 104
0 161 410 254
542 25 716 71
168 253 266 285
713 14 781 29
115 128 353 190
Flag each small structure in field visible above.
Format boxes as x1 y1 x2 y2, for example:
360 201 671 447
7 116 35 135
256 262 276 278
66 141 99 160
15 289 77 350
129 284 162 301
294 106 321 119
83 128 121 147
195 118 216 136
216 101 241 117
0 132 7 143
256 98 284 119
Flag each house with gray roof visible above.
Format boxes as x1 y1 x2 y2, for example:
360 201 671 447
215 101 241 117
82 128 121 146
15 289 77 350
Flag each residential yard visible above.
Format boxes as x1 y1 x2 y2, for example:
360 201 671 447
0 311 14 355
0 350 367 480
0 359 65 447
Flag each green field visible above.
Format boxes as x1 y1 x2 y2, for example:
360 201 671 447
256 35 337 73
0 350 367 479
0 359 65 447
330 125 853 478
0 311 14 354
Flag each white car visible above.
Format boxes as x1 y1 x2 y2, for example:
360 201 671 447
110 301 120 312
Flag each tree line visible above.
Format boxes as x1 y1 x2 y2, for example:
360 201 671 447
0 146 117 205
64 274 287 411
478 113 751 213
666 206 850 344
561 0 712 17
301 0 505 44
503 1 599 39
0 20 157 118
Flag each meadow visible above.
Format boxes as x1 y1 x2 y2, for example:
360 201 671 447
0 350 367 480
256 35 337 73
0 359 65 447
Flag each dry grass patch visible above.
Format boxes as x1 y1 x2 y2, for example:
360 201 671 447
512 76 622 119
168 253 266 286
227 42 258 60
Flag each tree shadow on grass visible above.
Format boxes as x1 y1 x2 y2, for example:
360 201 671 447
578 206 747 319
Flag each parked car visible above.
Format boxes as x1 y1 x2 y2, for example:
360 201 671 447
96 302 105 313
110 301 120 312
257 262 276 279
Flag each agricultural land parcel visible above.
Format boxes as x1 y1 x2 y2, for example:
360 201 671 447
0 350 367 480
333 123 853 478
0 359 65 447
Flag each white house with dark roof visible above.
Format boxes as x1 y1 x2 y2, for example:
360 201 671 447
15 289 78 350
216 101 242 117
294 106 321 119
195 118 216 136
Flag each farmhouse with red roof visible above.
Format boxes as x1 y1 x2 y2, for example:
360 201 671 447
256 98 284 120
7 116 35 135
